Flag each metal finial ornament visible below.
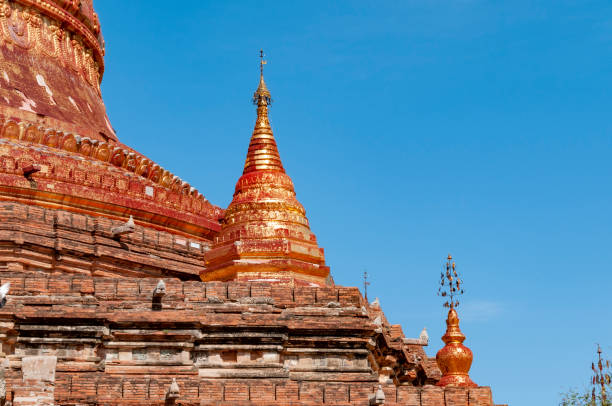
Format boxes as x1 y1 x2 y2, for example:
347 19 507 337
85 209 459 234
592 345 611 403
438 254 464 309
363 271 370 302
259 49 266 76
253 49 272 105
435 254 477 388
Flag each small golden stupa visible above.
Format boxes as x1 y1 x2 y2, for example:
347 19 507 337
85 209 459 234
436 254 478 387
202 51 330 286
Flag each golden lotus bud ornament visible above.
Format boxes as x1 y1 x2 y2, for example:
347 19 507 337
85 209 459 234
435 254 477 387
436 308 477 387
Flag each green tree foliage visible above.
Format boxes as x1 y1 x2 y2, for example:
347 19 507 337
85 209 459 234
560 345 611 406
559 386 611 406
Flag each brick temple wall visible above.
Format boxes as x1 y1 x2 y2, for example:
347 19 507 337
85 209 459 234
0 202 209 279
50 377 494 405
0 274 499 405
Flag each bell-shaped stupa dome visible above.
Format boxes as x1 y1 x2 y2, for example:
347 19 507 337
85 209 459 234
0 0 222 279
202 56 331 287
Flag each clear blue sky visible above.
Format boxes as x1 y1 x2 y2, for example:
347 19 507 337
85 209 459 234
97 1 611 404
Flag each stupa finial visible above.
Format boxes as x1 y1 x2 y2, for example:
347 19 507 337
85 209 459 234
260 49 266 76
242 50 283 174
253 49 272 106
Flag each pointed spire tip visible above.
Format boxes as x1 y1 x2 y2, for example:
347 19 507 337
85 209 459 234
253 49 272 105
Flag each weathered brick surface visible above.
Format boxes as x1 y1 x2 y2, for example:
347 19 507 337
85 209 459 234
249 383 276 401
421 385 445 406
445 387 469 406
0 201 211 280
398 386 421 405
294 286 316 304
469 387 495 406
0 273 500 405
40 377 497 405
275 381 299 401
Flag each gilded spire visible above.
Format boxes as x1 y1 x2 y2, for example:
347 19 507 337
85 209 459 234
244 50 284 174
202 53 330 287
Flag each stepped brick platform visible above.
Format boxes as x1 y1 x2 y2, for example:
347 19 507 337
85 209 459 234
0 274 496 406
0 201 209 279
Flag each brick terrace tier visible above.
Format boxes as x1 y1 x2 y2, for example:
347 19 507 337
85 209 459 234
0 201 210 279
0 274 502 405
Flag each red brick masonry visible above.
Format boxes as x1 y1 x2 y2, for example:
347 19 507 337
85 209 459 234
0 274 498 405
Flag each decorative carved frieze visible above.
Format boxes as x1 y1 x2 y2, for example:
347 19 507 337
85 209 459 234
0 117 224 223
0 0 103 92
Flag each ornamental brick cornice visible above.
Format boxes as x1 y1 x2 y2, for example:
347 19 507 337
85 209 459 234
0 117 224 238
